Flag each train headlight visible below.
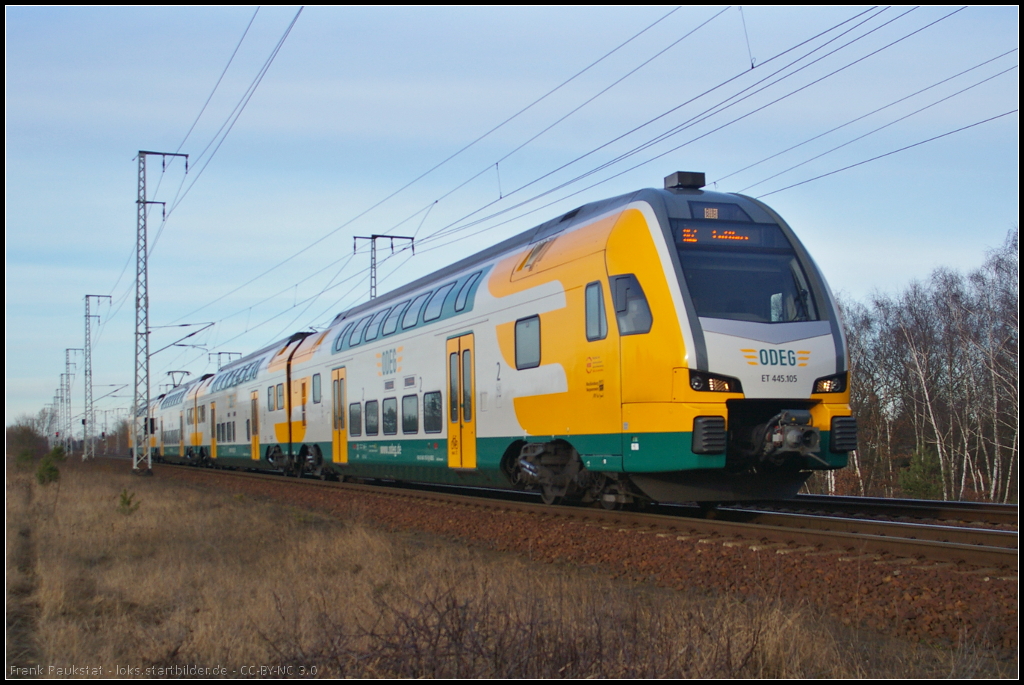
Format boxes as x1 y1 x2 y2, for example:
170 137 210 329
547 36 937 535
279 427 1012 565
689 370 742 393
812 373 847 394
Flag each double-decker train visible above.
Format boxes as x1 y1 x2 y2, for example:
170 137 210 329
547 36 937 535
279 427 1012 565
143 171 856 505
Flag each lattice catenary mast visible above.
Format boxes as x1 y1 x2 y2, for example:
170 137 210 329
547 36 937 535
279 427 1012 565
133 151 187 474
353 234 414 300
84 294 111 460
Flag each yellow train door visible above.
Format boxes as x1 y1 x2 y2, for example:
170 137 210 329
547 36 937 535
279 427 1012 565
250 390 260 461
446 333 476 469
331 368 348 464
210 401 217 460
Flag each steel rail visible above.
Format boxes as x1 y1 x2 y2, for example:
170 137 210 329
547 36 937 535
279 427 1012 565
697 507 1017 549
783 493 1019 525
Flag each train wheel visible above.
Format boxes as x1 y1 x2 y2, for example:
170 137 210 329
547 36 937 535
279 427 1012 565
540 486 561 506
698 502 719 519
597 479 633 510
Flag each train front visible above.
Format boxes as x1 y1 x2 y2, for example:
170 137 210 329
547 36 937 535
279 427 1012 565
625 175 856 503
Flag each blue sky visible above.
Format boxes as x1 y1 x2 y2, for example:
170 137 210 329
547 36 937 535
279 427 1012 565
5 6 1019 426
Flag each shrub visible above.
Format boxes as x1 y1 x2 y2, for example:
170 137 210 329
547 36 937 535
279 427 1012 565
118 489 140 515
36 455 60 485
898 448 943 500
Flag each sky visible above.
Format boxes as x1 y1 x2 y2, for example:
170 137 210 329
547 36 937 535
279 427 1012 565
5 6 1019 428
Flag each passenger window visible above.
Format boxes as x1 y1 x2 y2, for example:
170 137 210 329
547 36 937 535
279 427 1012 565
333 321 355 352
312 373 321 403
276 383 285 411
402 395 419 434
585 281 608 341
365 400 379 435
455 272 481 311
349 403 362 437
364 308 391 342
449 353 459 422
267 387 274 411
611 274 653 335
423 392 443 433
348 316 372 347
382 300 410 336
403 293 431 329
462 350 473 421
515 316 541 369
382 398 398 435
423 282 456 322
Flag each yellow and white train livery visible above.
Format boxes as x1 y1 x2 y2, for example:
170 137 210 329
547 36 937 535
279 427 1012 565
150 172 856 505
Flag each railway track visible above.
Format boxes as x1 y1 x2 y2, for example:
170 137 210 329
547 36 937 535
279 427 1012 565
754 493 1018 526
155 462 1017 571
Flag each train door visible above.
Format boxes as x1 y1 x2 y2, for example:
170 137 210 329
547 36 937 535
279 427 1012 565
332 368 348 464
179 413 184 457
250 390 260 460
210 401 217 460
300 379 308 430
446 333 477 469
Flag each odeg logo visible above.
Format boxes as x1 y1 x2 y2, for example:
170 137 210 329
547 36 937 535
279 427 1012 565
760 349 797 366
742 348 810 367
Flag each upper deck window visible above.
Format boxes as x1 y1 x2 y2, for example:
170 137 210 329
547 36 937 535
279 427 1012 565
403 293 431 330
363 308 391 342
382 300 410 336
348 316 372 347
455 272 481 312
423 282 456 322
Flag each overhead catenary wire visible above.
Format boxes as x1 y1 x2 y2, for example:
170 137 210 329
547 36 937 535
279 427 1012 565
390 5 732 237
737 63 1018 193
755 109 1019 198
98 7 282 340
171 7 303 207
159 6 999 374
412 101 1019 265
416 5 966 249
166 6 686 325
93 5 302 391
182 5 932 357
151 6 303 258
152 260 372 379
714 46 1020 185
334 3 887 275
407 51 1001 264
110 4 299 334
413 5 899 247
164 243 414 378
175 6 261 155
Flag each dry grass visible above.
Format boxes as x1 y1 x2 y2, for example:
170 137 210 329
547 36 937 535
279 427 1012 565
5 460 1016 678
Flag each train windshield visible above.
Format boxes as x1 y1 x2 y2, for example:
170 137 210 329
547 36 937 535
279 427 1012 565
671 220 819 323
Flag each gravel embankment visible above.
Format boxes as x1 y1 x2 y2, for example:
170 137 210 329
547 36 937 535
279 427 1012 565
158 466 1018 653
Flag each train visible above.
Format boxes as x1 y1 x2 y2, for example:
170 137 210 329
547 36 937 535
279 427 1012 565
140 171 856 506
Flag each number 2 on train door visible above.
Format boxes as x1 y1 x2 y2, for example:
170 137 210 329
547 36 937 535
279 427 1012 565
331 367 348 464
446 334 476 469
